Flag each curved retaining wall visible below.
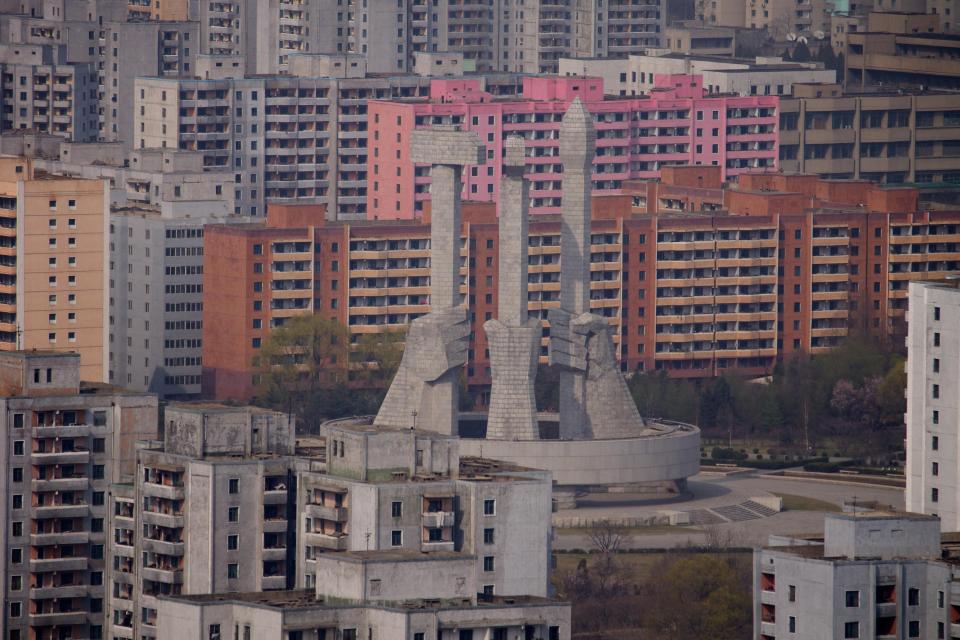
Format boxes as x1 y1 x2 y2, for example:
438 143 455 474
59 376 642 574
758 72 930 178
458 424 701 488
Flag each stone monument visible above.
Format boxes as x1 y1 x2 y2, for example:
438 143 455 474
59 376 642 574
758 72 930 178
548 98 646 440
373 127 484 434
483 136 541 440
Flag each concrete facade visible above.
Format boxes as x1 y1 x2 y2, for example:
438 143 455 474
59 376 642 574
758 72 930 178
754 512 955 640
0 350 157 640
906 281 960 531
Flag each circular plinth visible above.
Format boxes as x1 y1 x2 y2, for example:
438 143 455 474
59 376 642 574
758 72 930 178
457 415 701 490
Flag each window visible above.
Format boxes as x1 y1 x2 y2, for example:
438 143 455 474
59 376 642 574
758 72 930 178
12 495 21 510
11 521 21 536
934 306 941 321
932 487 939 502
11 548 22 563
228 507 239 522
210 624 222 640
228 478 239 494
845 590 859 607
933 435 939 450
93 464 104 479
391 501 402 518
907 587 919 606
10 575 21 591
939 590 945 608
483 528 495 544
934 332 940 347
933 462 939 476
9 602 21 618
391 530 402 546
788 616 796 633
12 467 22 482
227 534 239 550
844 621 859 638
227 564 239 579
483 499 495 516
908 620 920 638
12 440 23 456
483 556 494 572
788 584 796 602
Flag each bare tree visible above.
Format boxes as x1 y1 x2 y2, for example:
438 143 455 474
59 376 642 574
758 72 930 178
588 520 628 555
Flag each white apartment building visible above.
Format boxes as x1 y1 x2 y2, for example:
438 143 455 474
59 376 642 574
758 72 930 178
560 52 835 97
133 64 526 220
754 511 955 640
906 280 960 530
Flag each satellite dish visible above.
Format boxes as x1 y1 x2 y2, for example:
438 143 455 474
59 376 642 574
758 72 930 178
814 30 825 39
787 32 798 41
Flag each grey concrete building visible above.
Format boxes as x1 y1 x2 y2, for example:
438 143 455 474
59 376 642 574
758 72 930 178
298 419 554 599
0 350 158 640
155 586 570 640
754 511 957 640
906 280 960 531
133 65 526 219
0 43 99 141
98 20 198 146
106 403 312 640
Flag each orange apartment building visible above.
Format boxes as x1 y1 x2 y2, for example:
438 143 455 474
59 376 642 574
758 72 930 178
202 170 960 401
0 156 107 382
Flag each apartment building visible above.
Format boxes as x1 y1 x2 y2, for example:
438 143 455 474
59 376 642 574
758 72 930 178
126 0 188 22
0 350 157 640
155 585 570 640
202 172 960 400
559 52 836 97
663 23 736 56
296 419 552 597
778 82 960 190
845 12 960 90
0 43 98 141
98 20 198 147
366 74 779 219
133 65 529 220
754 511 954 640
0 155 108 382
106 403 308 640
905 280 960 530
695 0 829 37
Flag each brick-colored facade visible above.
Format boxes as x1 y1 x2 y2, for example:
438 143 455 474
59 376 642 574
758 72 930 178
203 174 960 402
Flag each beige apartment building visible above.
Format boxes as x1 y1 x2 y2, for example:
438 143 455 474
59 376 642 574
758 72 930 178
0 155 107 382
696 0 828 37
779 83 960 188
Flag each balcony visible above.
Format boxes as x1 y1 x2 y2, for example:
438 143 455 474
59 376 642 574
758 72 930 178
263 490 287 505
31 476 88 492
29 584 88 599
33 503 89 519
29 611 88 626
262 547 287 561
142 538 185 555
33 423 90 437
29 556 88 572
141 511 184 528
142 566 183 584
31 449 90 464
421 511 455 528
142 483 185 500
29 531 89 545
305 503 348 521
303 531 348 551
421 540 455 552
261 575 287 590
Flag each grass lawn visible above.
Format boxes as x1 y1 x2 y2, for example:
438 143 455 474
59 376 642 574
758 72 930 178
773 492 842 512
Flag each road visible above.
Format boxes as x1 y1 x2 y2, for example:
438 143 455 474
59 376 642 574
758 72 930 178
553 471 905 550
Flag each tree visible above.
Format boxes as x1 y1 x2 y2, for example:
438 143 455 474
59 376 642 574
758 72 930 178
254 315 403 432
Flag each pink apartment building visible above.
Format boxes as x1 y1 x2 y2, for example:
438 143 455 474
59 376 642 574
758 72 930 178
367 74 779 219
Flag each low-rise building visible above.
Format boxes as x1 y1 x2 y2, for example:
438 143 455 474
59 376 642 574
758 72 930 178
905 280 960 530
560 53 835 97
754 511 953 640
664 23 737 56
0 350 157 640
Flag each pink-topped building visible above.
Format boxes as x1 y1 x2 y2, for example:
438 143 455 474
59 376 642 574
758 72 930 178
367 74 779 219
